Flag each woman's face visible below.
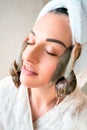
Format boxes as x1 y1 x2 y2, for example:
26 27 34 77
20 13 72 88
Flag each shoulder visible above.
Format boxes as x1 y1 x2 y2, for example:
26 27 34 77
0 76 16 89
0 76 27 107
77 92 87 129
0 77 18 109
71 88 87 129
59 89 87 129
0 76 17 98
0 77 29 129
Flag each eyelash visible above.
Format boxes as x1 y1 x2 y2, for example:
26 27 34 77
26 42 32 45
45 49 57 56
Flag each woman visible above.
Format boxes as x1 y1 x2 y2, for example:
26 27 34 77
0 0 87 130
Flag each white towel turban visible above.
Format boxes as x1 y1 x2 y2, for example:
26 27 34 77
36 0 87 89
37 0 87 45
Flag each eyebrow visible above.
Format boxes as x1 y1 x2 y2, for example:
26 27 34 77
46 38 67 49
30 30 67 49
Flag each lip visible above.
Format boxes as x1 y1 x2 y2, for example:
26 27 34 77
21 65 38 76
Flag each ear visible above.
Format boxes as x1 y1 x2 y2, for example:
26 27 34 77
76 70 87 89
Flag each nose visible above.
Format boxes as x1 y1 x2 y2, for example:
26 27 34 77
22 44 40 64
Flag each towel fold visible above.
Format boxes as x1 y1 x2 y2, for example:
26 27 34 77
37 0 87 44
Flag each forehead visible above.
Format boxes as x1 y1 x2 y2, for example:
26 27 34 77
33 13 72 47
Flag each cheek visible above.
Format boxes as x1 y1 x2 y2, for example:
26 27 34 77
40 58 58 81
22 47 27 60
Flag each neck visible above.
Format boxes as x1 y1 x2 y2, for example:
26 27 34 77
29 84 57 107
28 84 61 122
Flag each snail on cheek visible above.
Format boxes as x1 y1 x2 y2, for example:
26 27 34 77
49 43 81 98
9 38 28 87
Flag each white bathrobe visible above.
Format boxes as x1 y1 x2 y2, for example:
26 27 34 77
0 0 87 129
0 77 87 130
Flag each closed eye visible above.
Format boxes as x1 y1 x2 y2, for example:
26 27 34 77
45 49 57 56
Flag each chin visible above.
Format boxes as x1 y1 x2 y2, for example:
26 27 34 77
20 74 36 88
20 74 30 87
20 73 50 88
